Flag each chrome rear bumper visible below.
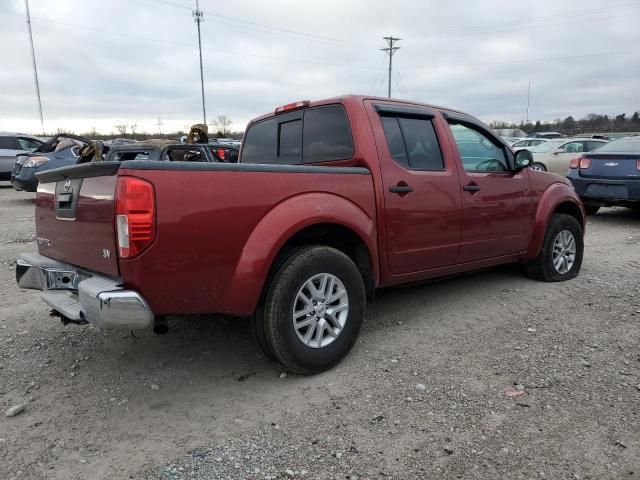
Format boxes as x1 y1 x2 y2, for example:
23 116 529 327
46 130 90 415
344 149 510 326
16 253 154 330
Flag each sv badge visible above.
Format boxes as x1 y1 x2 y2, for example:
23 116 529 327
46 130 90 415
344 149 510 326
101 249 111 259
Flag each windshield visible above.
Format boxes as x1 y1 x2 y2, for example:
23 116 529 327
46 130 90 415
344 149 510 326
528 140 564 153
592 137 640 153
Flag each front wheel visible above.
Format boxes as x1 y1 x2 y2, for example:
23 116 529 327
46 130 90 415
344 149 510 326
258 246 366 374
530 162 547 172
524 213 584 282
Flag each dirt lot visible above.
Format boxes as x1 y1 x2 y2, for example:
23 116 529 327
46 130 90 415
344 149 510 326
0 185 638 480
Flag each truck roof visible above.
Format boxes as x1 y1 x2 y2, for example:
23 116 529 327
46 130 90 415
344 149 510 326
248 94 468 125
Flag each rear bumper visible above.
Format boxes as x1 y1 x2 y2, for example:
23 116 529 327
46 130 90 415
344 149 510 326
568 175 640 205
16 253 154 330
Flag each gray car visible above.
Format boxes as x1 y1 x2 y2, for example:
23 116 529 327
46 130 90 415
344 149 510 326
0 133 44 181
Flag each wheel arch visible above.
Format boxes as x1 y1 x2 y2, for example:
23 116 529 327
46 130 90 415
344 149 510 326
224 193 378 316
525 183 585 260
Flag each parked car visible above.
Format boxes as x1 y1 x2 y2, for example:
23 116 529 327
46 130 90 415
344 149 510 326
76 140 238 163
494 128 527 138
527 138 608 173
501 137 526 146
16 95 585 374
528 132 565 139
0 133 44 181
567 136 640 215
11 134 89 192
512 138 551 150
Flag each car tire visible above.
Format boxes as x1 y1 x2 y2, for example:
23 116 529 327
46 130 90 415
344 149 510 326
524 213 583 282
530 162 547 172
260 245 365 375
584 205 600 216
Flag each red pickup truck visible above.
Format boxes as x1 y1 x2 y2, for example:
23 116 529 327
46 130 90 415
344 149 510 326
17 95 585 374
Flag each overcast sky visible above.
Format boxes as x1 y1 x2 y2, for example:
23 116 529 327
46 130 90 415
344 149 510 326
1 0 639 134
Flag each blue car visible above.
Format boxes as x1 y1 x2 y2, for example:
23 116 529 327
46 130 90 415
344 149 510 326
11 134 89 192
567 136 640 215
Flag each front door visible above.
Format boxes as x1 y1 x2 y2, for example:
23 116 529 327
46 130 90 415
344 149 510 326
366 102 463 275
443 116 533 263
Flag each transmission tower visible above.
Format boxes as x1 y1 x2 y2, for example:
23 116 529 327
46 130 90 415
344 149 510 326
24 0 44 134
381 36 401 98
193 0 206 123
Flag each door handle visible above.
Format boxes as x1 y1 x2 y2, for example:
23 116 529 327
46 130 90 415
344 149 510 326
389 184 413 194
463 183 481 193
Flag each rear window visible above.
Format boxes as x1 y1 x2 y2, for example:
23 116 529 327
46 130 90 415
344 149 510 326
0 136 20 150
380 115 444 170
593 137 640 153
302 106 353 163
241 105 353 165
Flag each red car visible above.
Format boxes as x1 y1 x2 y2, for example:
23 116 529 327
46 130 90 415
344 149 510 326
17 95 585 374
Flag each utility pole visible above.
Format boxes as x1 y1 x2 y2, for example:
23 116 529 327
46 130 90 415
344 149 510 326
156 116 163 135
381 36 401 98
525 81 531 125
193 0 206 124
24 0 44 134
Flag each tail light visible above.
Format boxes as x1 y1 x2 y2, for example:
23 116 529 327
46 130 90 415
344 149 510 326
569 158 580 169
275 100 310 114
115 176 155 259
579 158 591 169
216 147 226 160
637 160 640 171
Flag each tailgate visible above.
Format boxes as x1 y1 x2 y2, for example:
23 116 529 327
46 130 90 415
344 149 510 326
35 162 121 277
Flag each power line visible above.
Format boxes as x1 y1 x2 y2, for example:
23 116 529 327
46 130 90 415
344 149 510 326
24 0 43 134
381 36 400 98
142 0 376 49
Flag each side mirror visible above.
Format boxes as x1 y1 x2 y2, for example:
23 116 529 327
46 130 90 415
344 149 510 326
552 148 564 155
514 149 532 170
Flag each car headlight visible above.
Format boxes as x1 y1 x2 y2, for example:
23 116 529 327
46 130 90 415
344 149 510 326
23 156 49 168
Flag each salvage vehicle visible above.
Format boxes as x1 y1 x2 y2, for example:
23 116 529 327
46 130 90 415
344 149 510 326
567 135 640 215
76 141 238 163
0 133 44 181
16 95 585 374
11 134 89 192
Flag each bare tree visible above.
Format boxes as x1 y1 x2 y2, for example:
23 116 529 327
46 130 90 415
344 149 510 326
130 122 138 138
211 115 233 137
114 124 127 136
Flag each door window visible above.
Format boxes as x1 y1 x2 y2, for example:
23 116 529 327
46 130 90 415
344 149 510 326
562 142 584 154
0 136 20 150
18 137 42 150
586 141 605 151
380 116 444 170
449 123 508 172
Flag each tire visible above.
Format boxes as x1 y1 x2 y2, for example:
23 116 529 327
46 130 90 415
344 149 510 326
524 213 583 282
259 245 365 375
584 205 600 216
530 162 547 172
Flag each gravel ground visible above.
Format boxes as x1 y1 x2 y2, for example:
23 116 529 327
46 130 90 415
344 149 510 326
0 185 638 480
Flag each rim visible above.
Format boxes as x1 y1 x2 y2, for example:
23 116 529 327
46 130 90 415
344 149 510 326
552 229 576 274
531 163 546 171
292 273 349 349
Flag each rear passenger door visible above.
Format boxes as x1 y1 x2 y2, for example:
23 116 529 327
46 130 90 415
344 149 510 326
368 103 463 275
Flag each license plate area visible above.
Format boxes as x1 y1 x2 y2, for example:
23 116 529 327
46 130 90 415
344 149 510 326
584 183 628 199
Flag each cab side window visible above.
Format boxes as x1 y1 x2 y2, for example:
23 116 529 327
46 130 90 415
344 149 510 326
563 142 584 154
449 123 508 172
380 115 444 170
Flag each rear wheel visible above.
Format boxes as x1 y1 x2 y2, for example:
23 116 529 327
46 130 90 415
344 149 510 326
258 246 365 374
524 213 583 282
584 205 600 216
530 162 547 172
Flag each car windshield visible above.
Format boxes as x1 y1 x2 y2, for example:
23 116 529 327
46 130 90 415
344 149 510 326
528 140 564 153
592 137 640 153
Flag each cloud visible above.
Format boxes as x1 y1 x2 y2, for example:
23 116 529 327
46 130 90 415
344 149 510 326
1 0 639 134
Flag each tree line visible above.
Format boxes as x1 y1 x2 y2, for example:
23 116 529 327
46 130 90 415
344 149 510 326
490 111 640 135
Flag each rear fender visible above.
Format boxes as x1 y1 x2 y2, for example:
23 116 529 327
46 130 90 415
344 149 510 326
224 193 377 316
525 182 584 260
